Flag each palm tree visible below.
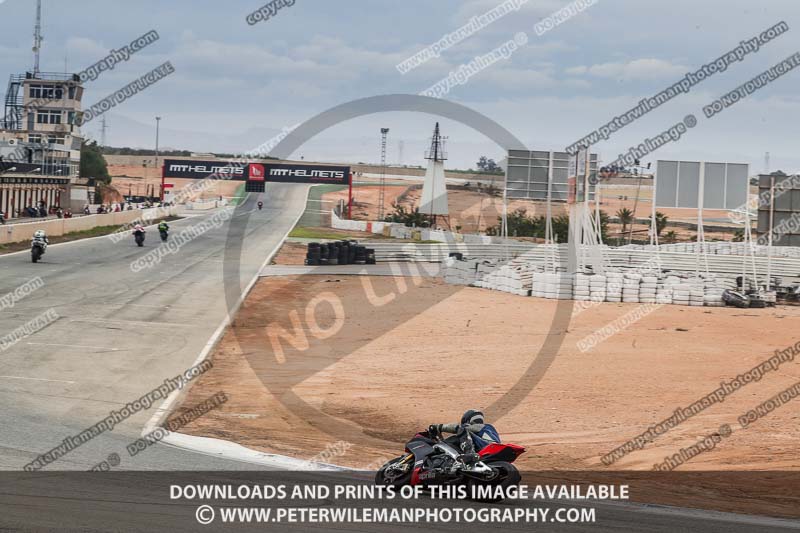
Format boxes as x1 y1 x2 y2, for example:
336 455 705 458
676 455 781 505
616 207 634 236
653 211 668 236
663 230 678 244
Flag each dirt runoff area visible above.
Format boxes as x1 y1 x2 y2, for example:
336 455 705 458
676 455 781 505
110 173 242 201
171 274 800 517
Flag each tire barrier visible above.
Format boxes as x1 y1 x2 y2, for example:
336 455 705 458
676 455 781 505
306 240 375 266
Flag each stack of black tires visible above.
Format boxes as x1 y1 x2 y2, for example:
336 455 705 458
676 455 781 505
306 240 375 266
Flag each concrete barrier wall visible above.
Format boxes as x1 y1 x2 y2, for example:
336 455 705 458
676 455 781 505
1 207 177 245
185 200 223 211
330 209 507 245
330 211 393 235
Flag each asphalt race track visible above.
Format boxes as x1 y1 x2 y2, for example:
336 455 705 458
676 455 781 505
0 185 308 471
0 185 798 531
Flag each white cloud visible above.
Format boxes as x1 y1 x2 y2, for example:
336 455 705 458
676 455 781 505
565 65 588 75
488 68 557 89
581 59 688 81
65 37 108 58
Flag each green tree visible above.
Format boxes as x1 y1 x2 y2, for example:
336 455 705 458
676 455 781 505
551 214 570 243
651 211 668 236
616 207 634 236
663 230 678 244
476 156 503 174
385 203 430 227
80 140 111 184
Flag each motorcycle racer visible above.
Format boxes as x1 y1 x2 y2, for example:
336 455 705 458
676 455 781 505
429 409 501 465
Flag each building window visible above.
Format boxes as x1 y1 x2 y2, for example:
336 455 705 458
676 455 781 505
28 133 42 143
36 110 62 124
29 85 63 100
68 86 76 100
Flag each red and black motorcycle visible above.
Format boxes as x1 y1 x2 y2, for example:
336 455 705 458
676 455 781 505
375 425 524 501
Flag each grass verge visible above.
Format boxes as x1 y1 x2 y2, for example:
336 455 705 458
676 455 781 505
229 184 247 206
287 226 365 240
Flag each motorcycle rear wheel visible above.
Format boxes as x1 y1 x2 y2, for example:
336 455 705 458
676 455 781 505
375 455 413 487
468 461 521 503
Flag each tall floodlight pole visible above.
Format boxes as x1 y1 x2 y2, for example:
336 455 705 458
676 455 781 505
378 128 389 220
155 116 162 168
155 116 162 201
100 116 108 147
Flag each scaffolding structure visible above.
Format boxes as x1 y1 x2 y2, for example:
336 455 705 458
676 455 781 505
2 75 25 131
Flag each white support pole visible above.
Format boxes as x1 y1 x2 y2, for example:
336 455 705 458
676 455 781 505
546 152 555 271
696 164 703 277
501 175 508 239
767 176 775 291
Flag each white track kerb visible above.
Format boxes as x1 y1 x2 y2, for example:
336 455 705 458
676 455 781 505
142 187 352 471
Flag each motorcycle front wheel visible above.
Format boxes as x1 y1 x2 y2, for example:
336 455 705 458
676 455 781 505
375 455 413 487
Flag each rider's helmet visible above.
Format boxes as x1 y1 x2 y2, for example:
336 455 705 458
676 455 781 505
134 224 144 231
461 409 484 426
33 230 46 239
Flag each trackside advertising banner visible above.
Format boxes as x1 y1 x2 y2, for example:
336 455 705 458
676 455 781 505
163 160 351 186
262 163 350 185
163 160 247 180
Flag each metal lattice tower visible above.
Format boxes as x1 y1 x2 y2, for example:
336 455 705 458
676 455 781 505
378 128 389 220
421 122 450 228
425 122 446 163
33 0 43 75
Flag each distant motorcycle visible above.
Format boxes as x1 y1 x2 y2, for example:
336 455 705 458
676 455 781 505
159 228 169 242
133 228 146 247
375 425 524 502
31 237 47 263
257 201 263 211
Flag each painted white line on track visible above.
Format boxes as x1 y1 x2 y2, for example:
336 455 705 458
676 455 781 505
27 342 120 351
144 188 335 470
0 375 76 384
68 318 193 328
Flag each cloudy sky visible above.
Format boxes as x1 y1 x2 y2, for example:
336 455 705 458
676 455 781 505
1 0 799 172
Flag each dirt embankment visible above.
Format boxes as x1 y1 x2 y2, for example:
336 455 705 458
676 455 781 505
171 275 800 517
108 164 242 201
